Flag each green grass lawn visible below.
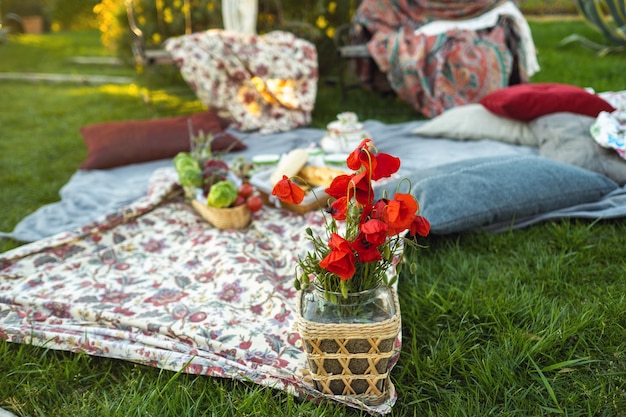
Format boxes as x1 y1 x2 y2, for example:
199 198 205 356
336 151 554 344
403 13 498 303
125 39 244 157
1 19 626 416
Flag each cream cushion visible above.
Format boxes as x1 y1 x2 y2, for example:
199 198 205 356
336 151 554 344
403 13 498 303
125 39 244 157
412 103 539 147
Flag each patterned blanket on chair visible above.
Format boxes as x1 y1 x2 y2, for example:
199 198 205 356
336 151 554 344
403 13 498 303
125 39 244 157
354 0 539 117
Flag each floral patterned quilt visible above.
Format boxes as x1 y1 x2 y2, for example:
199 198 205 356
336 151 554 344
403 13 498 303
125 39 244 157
164 30 318 134
0 168 399 414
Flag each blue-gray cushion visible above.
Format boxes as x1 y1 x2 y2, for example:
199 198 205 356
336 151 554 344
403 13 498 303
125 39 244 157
376 155 618 234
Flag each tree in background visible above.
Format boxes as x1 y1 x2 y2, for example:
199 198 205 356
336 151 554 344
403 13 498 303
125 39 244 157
94 0 356 76
3 0 47 17
95 0 222 52
2 0 101 31
48 0 100 31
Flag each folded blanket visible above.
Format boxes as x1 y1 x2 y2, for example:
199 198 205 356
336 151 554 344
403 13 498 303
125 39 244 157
0 159 174 242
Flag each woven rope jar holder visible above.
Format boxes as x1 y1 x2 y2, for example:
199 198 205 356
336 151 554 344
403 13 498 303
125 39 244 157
296 287 401 406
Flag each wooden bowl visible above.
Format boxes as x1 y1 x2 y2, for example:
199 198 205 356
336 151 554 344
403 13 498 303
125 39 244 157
191 199 251 230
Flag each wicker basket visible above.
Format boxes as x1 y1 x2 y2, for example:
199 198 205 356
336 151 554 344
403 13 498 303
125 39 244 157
296 288 401 405
191 199 250 229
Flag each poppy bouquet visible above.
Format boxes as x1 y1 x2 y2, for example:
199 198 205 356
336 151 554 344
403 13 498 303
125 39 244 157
271 138 430 298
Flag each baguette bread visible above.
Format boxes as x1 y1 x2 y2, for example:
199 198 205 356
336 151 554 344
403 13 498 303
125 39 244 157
270 149 309 186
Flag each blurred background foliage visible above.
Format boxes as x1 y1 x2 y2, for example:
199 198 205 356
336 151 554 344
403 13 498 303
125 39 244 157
90 0 361 77
2 0 579 75
0 0 582 35
2 0 100 31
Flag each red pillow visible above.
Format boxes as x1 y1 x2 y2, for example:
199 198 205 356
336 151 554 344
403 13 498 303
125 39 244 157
479 83 615 122
79 112 246 170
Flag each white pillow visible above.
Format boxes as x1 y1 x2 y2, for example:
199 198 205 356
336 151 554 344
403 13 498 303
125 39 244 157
412 104 539 147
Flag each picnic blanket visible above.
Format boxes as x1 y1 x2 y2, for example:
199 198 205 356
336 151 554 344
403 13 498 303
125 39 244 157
2 168 398 411
3 118 626 414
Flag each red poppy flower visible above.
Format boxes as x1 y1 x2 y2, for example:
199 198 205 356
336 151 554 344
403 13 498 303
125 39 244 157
385 193 418 233
351 233 383 263
271 175 304 204
360 218 388 246
350 170 374 205
329 196 348 220
347 139 374 171
360 203 373 222
370 199 387 221
346 139 400 181
319 233 356 280
409 215 431 237
326 172 373 205
325 174 353 199
371 152 400 180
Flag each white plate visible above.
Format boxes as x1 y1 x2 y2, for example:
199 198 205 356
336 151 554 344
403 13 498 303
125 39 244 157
251 153 280 166
323 153 350 168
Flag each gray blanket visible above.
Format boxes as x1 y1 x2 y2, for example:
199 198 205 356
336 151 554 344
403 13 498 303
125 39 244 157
3 120 626 242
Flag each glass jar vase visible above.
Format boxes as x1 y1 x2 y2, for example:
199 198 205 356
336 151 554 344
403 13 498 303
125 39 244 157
300 283 396 324
296 283 401 405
